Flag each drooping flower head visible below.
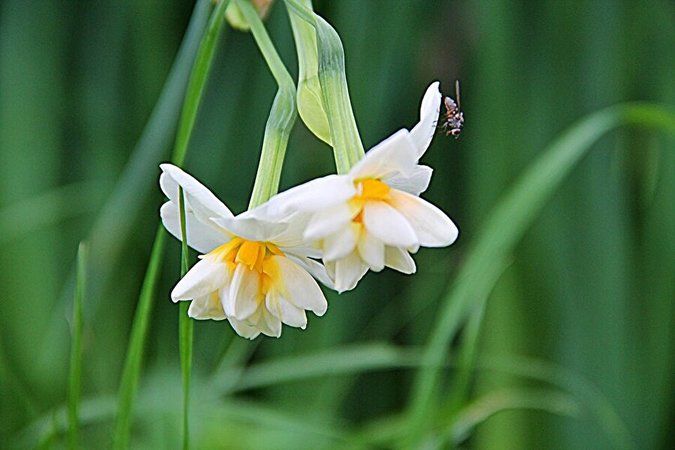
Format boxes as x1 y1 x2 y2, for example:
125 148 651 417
261 82 459 292
159 164 329 339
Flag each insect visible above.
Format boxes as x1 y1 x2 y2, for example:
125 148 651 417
440 80 464 138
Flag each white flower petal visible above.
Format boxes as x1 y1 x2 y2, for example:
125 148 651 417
282 244 322 260
272 255 327 316
187 292 226 320
265 291 308 329
388 190 458 247
409 81 442 156
228 316 261 340
261 174 356 218
261 311 282 338
384 165 433 196
171 258 228 302
160 202 229 254
333 251 369 293
384 246 416 274
159 164 233 221
304 202 358 240
357 232 385 271
285 254 335 289
322 223 360 262
264 210 316 248
350 129 419 180
362 201 418 247
213 214 288 243
228 265 261 320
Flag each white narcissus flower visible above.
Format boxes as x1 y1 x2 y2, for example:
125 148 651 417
261 82 458 292
159 164 329 339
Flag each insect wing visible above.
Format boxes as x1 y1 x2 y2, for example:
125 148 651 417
444 96 457 112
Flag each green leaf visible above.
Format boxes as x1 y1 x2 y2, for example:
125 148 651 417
112 2 232 448
67 242 87 450
112 230 167 450
448 388 580 445
0 182 105 246
18 344 630 448
215 343 418 392
404 103 675 448
38 0 213 377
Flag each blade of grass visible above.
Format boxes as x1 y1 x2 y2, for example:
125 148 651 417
404 103 675 448
209 337 260 394
112 230 167 449
40 0 212 377
171 0 231 167
0 182 106 246
178 189 192 450
19 344 629 449
67 243 87 450
448 388 581 447
212 343 419 392
112 1 231 448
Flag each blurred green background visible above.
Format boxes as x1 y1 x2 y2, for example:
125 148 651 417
1 0 673 448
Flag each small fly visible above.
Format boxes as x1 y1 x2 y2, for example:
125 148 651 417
440 80 464 139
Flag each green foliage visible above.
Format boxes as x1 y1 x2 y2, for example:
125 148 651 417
1 1 673 449
67 242 87 450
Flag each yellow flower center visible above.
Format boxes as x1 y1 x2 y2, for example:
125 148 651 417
351 178 390 222
206 238 284 295
356 178 391 201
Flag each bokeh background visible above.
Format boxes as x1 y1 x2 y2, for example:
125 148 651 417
1 0 673 448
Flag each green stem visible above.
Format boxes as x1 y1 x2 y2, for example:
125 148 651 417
113 2 230 448
67 242 87 450
285 0 365 174
237 0 297 208
178 189 193 450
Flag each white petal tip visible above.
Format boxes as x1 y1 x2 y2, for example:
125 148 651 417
441 223 460 247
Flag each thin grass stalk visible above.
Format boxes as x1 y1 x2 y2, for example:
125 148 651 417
403 104 675 448
178 189 193 450
38 0 211 381
172 0 231 166
112 2 231 448
443 263 502 424
112 229 166 449
67 242 87 450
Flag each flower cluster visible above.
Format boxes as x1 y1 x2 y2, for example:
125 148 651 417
160 82 458 339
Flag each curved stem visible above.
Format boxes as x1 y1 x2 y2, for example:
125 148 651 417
237 0 297 208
